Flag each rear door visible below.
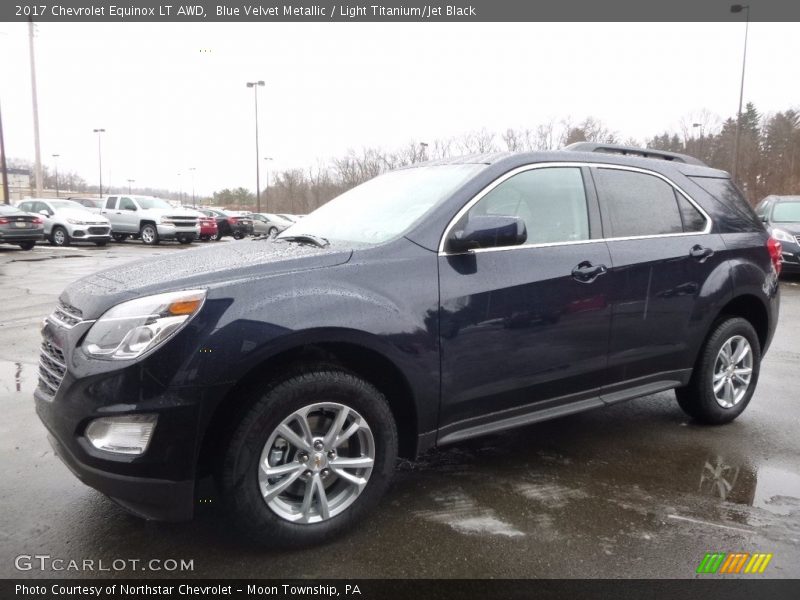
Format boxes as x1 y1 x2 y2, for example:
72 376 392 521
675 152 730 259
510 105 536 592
590 166 725 394
438 165 613 436
101 196 119 229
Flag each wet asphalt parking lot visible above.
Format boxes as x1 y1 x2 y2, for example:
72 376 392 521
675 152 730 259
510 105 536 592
1 240 799 579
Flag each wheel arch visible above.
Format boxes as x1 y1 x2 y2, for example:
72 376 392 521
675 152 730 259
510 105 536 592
710 294 769 352
196 338 421 477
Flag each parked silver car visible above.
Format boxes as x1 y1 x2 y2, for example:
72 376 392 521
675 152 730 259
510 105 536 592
251 213 295 237
100 195 199 245
17 198 111 246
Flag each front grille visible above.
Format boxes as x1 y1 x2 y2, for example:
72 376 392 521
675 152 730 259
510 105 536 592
50 301 83 329
38 340 66 398
88 226 110 235
168 216 197 228
795 235 800 245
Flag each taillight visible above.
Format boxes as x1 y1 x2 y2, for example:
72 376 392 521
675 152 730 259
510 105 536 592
32 217 43 225
0 218 8 225
768 237 782 275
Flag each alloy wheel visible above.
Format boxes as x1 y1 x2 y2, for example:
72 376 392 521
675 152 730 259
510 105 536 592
712 335 753 409
257 402 375 524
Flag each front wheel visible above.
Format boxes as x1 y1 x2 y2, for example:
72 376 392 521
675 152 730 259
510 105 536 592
178 237 193 245
268 227 278 237
676 317 761 424
94 240 108 247
52 226 70 246
140 224 159 245
17 241 35 250
232 230 245 240
220 369 397 548
112 233 128 243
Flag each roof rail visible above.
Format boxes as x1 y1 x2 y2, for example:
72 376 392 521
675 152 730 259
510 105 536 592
563 142 707 167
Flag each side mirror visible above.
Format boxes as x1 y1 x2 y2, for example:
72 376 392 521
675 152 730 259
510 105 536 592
447 215 527 253
760 215 769 223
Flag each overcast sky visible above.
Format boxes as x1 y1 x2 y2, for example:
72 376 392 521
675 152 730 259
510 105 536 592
0 22 798 195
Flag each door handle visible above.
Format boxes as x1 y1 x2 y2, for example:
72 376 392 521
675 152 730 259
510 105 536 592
571 261 608 283
689 245 714 261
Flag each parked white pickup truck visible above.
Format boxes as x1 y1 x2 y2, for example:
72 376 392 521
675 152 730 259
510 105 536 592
100 195 200 245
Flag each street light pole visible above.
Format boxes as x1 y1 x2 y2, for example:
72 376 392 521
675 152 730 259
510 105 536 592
420 141 429 162
263 157 273 213
93 128 105 195
246 80 265 212
29 19 43 197
52 154 60 197
730 4 750 182
189 167 196 207
177 172 183 205
0 101 9 204
127 179 135 194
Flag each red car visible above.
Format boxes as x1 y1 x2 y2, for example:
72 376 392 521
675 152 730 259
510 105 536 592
198 215 218 241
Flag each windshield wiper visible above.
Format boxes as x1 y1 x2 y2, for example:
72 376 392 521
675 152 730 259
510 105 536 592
279 233 330 248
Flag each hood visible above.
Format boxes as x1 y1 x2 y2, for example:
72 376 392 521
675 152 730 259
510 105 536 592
771 222 800 236
62 240 352 318
56 208 109 223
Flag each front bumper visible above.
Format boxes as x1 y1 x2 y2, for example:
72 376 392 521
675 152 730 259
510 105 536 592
780 245 800 273
156 224 198 240
45 430 194 521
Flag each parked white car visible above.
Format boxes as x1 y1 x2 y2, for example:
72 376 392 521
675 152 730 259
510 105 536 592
99 195 200 245
17 198 112 246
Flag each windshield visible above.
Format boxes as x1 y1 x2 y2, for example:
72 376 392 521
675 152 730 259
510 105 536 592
49 200 83 210
772 201 800 223
278 164 484 244
135 197 172 209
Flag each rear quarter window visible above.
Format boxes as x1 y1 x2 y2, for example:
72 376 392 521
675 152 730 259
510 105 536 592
688 176 762 230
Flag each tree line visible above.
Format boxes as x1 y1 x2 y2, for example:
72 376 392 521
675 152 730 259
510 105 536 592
9 103 799 211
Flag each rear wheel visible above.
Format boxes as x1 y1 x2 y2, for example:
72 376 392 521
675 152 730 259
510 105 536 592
140 223 159 245
233 230 245 240
17 241 35 250
220 369 397 547
94 240 108 247
676 317 761 424
211 230 222 241
52 226 70 246
112 233 128 243
268 227 278 237
178 237 193 245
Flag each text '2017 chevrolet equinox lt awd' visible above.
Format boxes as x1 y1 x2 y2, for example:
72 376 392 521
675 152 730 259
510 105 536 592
35 143 781 547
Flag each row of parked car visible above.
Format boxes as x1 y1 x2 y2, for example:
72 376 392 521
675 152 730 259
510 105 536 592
0 194 305 248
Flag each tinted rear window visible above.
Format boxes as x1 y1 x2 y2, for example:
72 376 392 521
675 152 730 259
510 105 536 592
594 168 683 237
688 176 761 228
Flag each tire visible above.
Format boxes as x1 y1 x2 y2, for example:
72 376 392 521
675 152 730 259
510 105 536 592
94 240 108 247
52 226 70 246
17 241 35 250
676 317 761 425
232 230 245 240
199 235 209 242
211 230 222 242
219 369 398 548
269 227 278 237
140 223 159 245
178 237 193 245
112 233 127 243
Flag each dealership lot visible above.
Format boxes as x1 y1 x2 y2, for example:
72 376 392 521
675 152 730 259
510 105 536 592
1 242 798 578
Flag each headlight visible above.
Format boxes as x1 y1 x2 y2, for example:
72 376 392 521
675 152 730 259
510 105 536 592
85 414 158 455
771 228 796 244
67 218 87 225
159 217 175 225
82 289 206 360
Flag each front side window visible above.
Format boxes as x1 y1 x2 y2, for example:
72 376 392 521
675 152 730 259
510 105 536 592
594 169 685 237
465 167 590 245
119 197 137 211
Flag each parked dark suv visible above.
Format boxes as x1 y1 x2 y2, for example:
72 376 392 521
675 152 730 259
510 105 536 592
35 144 781 547
755 194 800 274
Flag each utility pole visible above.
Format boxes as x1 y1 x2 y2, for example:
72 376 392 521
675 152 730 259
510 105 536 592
0 101 9 204
246 80 265 212
52 154 60 196
263 156 273 213
730 4 750 182
93 128 105 195
29 19 43 196
189 167 196 207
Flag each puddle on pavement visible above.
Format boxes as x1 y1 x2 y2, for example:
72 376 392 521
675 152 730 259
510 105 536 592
0 361 37 394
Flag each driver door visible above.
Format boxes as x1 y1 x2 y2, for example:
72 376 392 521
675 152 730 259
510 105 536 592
437 165 613 438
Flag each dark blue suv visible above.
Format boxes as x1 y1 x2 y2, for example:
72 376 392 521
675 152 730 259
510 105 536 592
35 143 782 547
